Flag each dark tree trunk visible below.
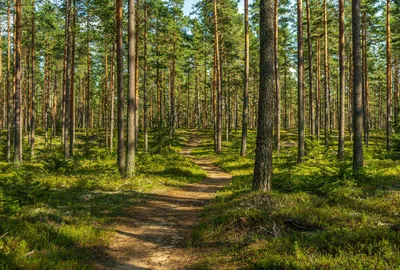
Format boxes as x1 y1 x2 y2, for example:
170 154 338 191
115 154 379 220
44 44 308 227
30 0 36 157
352 0 363 173
241 0 249 157
297 0 305 163
274 0 281 154
110 44 115 152
213 0 222 154
6 0 11 162
386 0 392 151
324 0 329 148
116 0 125 173
316 37 320 139
143 2 148 152
70 0 76 156
14 0 22 162
86 2 91 149
306 0 313 135
253 0 274 192
338 0 345 160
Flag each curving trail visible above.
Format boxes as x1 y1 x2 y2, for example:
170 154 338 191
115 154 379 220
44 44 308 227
95 136 232 270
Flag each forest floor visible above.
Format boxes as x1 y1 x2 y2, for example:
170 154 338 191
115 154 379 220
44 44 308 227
3 129 400 269
95 135 232 269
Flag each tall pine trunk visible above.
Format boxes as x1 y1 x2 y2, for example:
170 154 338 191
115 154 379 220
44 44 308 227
274 0 281 154
253 0 274 192
143 2 148 153
323 0 329 148
14 0 22 162
338 0 345 160
6 0 11 162
64 0 71 159
297 0 305 163
126 0 137 177
240 0 249 157
116 0 125 173
352 0 363 173
30 0 36 157
70 0 76 156
386 0 392 151
306 0 313 135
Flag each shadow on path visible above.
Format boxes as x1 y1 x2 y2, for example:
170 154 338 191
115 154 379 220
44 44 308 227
95 135 231 270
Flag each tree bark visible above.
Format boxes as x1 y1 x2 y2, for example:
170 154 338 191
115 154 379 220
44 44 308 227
213 0 222 154
253 0 274 192
116 0 125 173
64 0 71 159
6 0 11 162
338 0 345 160
316 37 320 139
14 0 22 162
30 0 36 157
306 0 313 135
110 44 115 152
143 2 148 153
240 0 249 157
386 0 392 151
70 0 76 156
274 0 281 154
352 0 363 173
323 0 329 148
297 0 305 163
86 2 91 149
126 0 137 177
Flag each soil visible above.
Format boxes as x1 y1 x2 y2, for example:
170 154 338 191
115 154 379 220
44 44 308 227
95 136 232 269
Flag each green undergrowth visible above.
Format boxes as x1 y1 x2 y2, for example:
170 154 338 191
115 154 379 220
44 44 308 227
0 128 205 269
191 130 400 269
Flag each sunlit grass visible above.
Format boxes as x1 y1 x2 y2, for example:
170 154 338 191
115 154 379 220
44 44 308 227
191 129 400 269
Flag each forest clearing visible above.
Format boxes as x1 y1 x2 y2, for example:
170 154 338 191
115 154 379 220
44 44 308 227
1 0 400 268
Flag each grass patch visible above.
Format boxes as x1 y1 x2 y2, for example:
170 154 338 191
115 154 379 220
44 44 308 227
191 129 400 269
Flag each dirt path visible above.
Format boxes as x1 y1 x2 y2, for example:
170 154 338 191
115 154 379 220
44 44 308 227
95 136 232 269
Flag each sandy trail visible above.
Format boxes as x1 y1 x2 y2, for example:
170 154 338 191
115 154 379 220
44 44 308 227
95 136 232 269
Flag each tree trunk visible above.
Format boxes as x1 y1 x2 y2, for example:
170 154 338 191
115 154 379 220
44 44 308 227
386 0 392 151
297 0 305 163
110 44 115 152
362 11 369 146
240 0 249 157
116 0 125 173
135 0 140 149
30 0 36 157
274 0 281 154
86 2 91 149
14 0 22 162
143 2 148 153
213 0 222 154
316 37 320 139
253 0 274 192
338 0 345 160
126 0 136 177
70 0 76 156
323 0 329 148
306 0 313 135
352 0 363 173
64 0 71 159
6 0 11 162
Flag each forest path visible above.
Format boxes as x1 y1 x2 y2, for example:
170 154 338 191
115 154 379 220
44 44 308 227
95 135 232 270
